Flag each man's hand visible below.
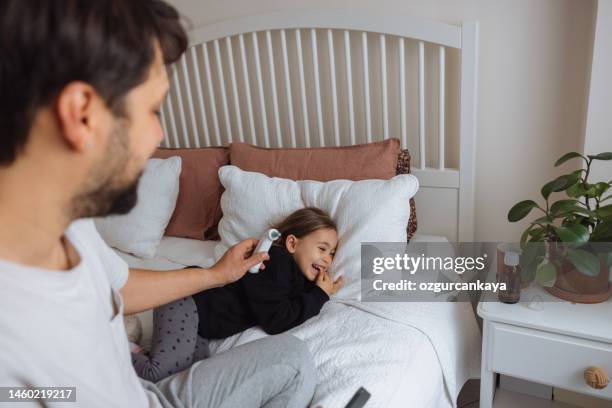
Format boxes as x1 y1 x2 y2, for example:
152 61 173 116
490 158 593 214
210 238 270 286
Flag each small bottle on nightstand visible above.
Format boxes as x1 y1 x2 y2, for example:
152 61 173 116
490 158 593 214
498 252 521 304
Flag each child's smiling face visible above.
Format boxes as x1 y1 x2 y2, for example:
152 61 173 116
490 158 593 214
285 228 338 281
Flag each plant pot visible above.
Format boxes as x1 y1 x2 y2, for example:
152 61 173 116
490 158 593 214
546 246 612 304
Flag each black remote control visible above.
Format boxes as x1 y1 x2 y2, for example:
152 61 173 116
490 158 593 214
344 387 371 408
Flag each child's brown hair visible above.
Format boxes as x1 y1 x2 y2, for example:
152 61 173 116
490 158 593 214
272 207 337 247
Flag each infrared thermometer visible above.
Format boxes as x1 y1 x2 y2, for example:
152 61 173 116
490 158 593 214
248 228 281 273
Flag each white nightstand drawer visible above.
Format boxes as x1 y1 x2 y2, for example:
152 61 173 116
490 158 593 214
489 322 612 400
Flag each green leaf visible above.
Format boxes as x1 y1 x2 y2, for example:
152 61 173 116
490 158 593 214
570 169 586 176
587 152 612 161
591 221 612 242
530 216 553 226
508 200 539 222
566 249 601 277
556 176 575 190
555 152 585 166
520 226 532 244
567 182 587 198
573 206 597 217
550 199 579 215
586 185 600 198
571 183 600 198
553 224 590 244
555 205 597 219
541 177 568 200
562 215 595 231
558 173 584 192
593 182 611 197
596 204 612 219
536 261 557 287
528 228 546 241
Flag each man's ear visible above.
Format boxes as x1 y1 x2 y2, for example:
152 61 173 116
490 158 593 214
56 81 96 152
285 235 298 254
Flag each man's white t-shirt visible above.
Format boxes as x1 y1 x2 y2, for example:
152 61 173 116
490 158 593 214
0 219 161 407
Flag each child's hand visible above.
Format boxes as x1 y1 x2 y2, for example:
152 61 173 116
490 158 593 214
330 275 344 295
316 272 344 296
316 271 333 295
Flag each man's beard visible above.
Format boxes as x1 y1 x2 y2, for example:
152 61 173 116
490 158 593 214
68 117 143 219
76 176 141 218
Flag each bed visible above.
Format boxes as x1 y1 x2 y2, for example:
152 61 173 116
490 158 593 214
117 234 480 408
112 9 482 408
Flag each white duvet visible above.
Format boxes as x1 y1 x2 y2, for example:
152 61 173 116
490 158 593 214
207 300 479 408
117 235 481 408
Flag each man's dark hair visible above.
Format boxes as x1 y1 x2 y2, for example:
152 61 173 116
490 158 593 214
0 0 188 165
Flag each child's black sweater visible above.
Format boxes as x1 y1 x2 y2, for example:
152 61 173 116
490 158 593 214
193 245 330 338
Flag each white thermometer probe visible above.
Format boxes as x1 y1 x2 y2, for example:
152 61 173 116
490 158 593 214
249 229 281 273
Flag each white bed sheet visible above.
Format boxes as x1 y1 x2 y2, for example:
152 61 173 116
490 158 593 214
114 234 480 408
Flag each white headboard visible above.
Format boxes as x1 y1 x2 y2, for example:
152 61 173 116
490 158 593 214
160 10 478 242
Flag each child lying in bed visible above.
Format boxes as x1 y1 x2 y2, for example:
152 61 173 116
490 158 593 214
131 207 343 382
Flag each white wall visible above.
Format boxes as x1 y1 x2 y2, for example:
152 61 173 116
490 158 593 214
584 0 612 182
168 0 596 242
556 1 612 405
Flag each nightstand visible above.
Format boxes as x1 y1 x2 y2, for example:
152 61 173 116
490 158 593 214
477 284 612 408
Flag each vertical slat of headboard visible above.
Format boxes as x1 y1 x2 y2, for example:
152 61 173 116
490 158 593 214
361 32 372 143
252 32 270 147
202 44 222 145
173 59 190 148
213 40 232 143
418 41 426 169
399 37 407 148
238 34 257 145
380 34 389 140
280 30 297 147
344 31 356 145
181 56 200 148
311 29 325 147
327 30 340 146
191 46 209 147
438 46 446 170
458 22 479 242
166 83 180 147
159 108 169 148
226 37 244 143
265 30 282 147
295 29 310 147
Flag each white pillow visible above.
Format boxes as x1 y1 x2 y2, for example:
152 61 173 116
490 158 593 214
95 157 181 259
215 165 419 300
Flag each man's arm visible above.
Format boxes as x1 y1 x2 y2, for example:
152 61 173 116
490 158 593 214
121 267 219 315
120 239 269 315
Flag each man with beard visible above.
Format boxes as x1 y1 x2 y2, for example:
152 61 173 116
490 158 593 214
0 1 317 407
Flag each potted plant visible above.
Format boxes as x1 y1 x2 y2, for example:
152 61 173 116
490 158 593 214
507 151 612 303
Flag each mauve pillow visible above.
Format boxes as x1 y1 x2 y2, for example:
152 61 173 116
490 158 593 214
153 148 229 240
229 138 400 181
